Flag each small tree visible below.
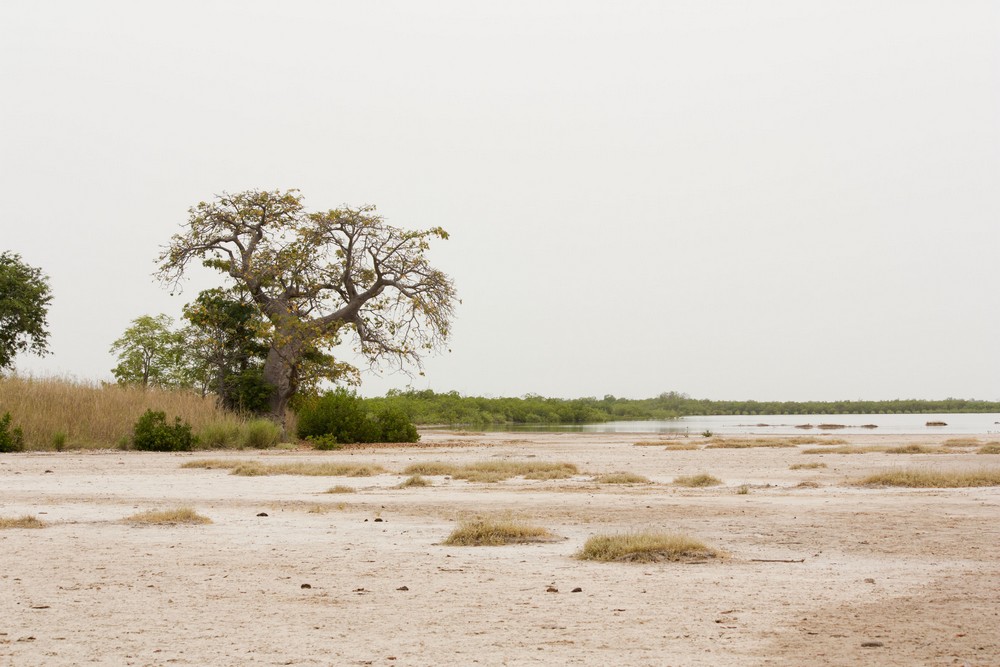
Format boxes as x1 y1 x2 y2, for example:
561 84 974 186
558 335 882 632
0 252 53 372
109 314 187 389
158 190 457 424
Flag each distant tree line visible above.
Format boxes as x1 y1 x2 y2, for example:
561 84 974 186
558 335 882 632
362 390 1000 426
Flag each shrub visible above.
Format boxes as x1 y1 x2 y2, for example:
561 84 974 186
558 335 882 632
298 390 421 444
0 412 24 452
296 388 382 444
306 433 340 450
398 474 431 488
132 409 196 452
594 472 651 484
240 419 282 448
851 468 1000 488
376 407 419 443
51 430 67 451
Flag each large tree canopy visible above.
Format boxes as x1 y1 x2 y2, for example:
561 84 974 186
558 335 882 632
157 189 457 423
0 252 53 371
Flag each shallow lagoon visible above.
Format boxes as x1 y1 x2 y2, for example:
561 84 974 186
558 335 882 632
469 413 1000 436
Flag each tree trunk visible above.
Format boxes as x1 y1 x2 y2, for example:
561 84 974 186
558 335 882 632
262 341 302 431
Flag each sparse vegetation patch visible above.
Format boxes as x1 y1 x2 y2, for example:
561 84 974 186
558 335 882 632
229 461 386 477
852 469 1000 488
594 472 651 484
789 462 827 470
576 531 719 562
977 443 1000 455
325 485 356 494
443 516 555 546
705 438 796 449
126 508 211 525
0 515 46 529
673 473 722 487
402 460 579 483
398 474 431 488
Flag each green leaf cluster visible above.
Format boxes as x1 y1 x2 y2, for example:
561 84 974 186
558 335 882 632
131 409 196 452
0 412 24 452
297 388 419 444
0 252 52 371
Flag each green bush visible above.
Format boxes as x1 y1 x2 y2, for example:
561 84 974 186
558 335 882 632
376 407 419 443
296 388 419 444
0 412 24 452
132 409 196 452
240 419 282 449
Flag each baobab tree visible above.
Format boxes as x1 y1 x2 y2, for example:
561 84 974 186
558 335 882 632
157 189 457 424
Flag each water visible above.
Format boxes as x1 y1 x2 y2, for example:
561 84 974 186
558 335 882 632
464 413 1000 436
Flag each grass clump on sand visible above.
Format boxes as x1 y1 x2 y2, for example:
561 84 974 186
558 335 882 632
182 459 385 477
976 443 1000 455
594 472 651 484
664 442 701 451
852 469 1000 488
705 438 796 449
790 462 827 470
398 474 432 488
325 485 356 494
945 438 981 447
885 444 943 454
673 473 722 487
229 461 386 477
576 531 719 562
126 508 211 525
0 515 46 529
443 516 555 546
402 460 579 483
802 445 887 455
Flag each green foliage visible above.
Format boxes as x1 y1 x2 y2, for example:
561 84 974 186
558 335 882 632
296 388 419 444
132 409 196 452
363 389 1000 426
181 288 272 412
0 252 52 371
110 315 188 389
306 434 340 450
197 421 242 448
376 406 419 443
0 412 24 452
51 431 67 451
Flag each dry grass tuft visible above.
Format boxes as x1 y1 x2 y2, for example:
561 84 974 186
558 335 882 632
402 460 579 483
443 516 555 546
634 440 668 447
594 472 651 484
663 443 701 451
705 438 797 449
126 507 211 525
796 481 822 488
180 459 241 469
324 485 356 494
798 437 848 446
673 473 722 487
0 515 46 529
576 531 720 562
977 443 1000 455
398 474 432 488
790 462 827 470
228 461 387 477
802 445 887 455
944 438 981 447
402 461 459 476
885 444 943 454
852 468 1000 488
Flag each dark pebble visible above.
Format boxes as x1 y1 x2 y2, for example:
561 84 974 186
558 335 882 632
861 641 884 648
374 518 384 522
257 512 268 517
571 587 583 593
301 583 311 589
397 586 409 591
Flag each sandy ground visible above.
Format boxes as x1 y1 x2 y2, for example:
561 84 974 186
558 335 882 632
2 430 999 667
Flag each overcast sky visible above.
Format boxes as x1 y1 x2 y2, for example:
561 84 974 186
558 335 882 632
2 1 998 401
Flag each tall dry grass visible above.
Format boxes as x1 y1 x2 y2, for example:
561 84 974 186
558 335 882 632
0 375 265 449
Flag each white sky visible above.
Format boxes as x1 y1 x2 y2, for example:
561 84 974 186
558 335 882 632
2 1 998 401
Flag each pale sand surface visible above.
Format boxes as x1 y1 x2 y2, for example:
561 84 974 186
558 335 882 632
2 431 999 666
